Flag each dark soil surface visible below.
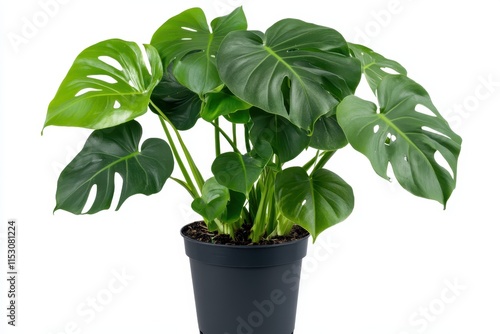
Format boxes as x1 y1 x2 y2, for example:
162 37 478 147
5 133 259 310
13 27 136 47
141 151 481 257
182 221 309 245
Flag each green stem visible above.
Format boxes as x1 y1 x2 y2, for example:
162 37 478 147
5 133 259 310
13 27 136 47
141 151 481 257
251 168 277 242
158 116 199 198
313 150 336 172
170 177 196 199
232 122 238 149
172 125 205 191
303 150 320 172
210 120 240 153
150 100 202 197
244 123 251 153
215 118 221 156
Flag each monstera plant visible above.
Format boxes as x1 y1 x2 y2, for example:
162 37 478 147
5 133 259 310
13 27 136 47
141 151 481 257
44 7 461 242
44 7 462 332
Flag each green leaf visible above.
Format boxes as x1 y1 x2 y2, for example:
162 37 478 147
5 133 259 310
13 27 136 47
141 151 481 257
250 108 309 163
349 43 407 92
55 121 173 214
45 39 162 130
219 190 247 224
201 91 252 122
191 177 230 221
337 75 462 206
150 65 201 130
224 109 251 124
275 167 354 241
212 151 269 194
217 19 361 131
309 114 348 150
151 7 247 95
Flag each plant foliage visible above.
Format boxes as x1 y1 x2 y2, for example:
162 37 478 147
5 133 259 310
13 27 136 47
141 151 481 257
44 7 462 241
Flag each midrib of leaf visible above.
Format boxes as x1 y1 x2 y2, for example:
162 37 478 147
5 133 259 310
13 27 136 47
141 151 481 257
362 61 376 71
377 112 424 156
263 45 307 90
376 112 442 196
204 33 214 89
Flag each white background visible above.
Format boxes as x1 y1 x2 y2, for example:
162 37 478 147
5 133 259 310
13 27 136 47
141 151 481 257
1 0 499 333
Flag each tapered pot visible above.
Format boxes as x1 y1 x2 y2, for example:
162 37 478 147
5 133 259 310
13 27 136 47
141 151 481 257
181 223 309 334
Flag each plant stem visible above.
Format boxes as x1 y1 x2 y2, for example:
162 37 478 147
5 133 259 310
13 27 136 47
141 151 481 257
150 100 202 197
313 150 336 172
251 168 276 242
210 120 240 153
232 123 238 149
303 150 321 172
215 118 221 157
170 177 196 199
158 116 199 198
171 125 205 191
244 123 251 153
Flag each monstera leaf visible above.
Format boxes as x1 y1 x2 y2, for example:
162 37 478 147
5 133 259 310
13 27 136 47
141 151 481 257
55 121 173 214
201 91 251 122
309 114 348 151
191 178 230 221
45 39 162 130
217 19 361 131
249 108 309 163
349 43 407 92
212 150 270 195
275 167 354 241
151 7 247 95
150 65 202 130
337 75 462 206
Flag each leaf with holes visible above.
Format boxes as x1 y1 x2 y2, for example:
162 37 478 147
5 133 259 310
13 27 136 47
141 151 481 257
217 19 361 132
275 167 354 241
150 65 201 130
45 39 162 130
349 43 407 92
337 75 462 206
151 7 247 95
55 121 173 214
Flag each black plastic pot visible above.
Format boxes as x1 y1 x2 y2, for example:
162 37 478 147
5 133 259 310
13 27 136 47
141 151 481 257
181 223 309 334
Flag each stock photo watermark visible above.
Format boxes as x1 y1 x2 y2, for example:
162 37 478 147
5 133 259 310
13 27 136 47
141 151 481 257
353 0 417 44
223 235 340 334
212 0 244 16
46 267 134 334
7 0 72 53
444 74 499 130
398 278 467 334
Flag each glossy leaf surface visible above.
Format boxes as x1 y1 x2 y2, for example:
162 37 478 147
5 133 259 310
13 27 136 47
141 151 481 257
275 167 354 240
150 66 201 130
249 108 309 163
337 75 462 206
45 39 162 130
55 121 173 214
151 7 247 95
212 151 268 195
191 177 230 221
201 91 251 122
349 43 407 92
218 19 361 131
